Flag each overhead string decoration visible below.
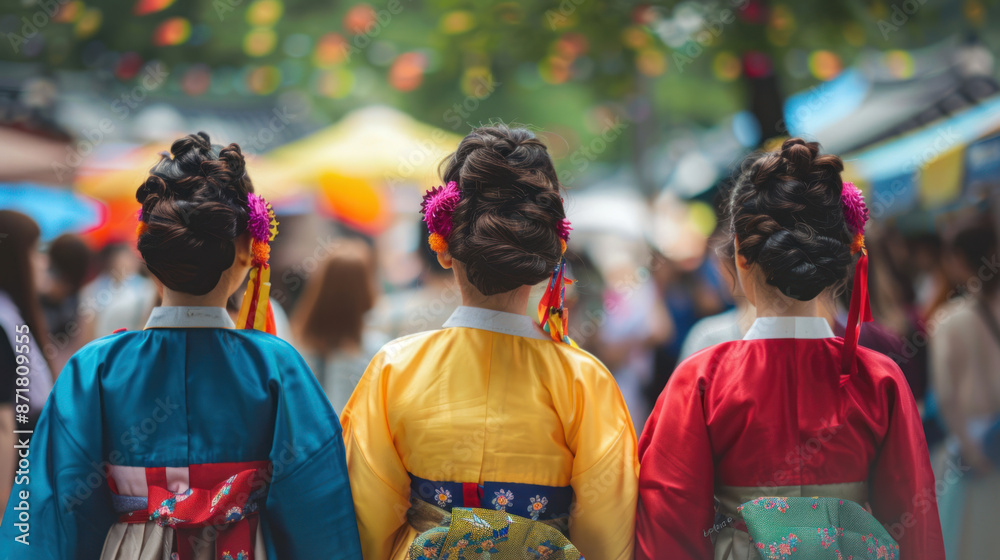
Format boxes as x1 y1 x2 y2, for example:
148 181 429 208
538 218 577 347
237 193 279 334
839 181 872 384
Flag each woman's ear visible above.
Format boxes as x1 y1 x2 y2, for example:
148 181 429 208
436 251 453 269
235 232 252 268
734 237 750 270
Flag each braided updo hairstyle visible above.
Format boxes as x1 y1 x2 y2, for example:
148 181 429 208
729 137 853 301
440 125 567 296
136 132 254 295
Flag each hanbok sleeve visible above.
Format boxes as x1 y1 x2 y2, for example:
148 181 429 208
868 361 946 560
557 357 638 560
341 350 412 560
263 345 362 559
0 352 117 559
636 361 715 560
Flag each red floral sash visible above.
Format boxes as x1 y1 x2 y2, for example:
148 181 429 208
113 461 270 560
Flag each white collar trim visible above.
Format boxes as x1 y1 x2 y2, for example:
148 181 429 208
443 306 550 341
743 316 835 340
145 306 235 329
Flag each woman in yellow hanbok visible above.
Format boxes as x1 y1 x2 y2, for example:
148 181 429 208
341 125 638 560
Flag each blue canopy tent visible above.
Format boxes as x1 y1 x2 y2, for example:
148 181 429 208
842 95 1000 218
0 183 104 242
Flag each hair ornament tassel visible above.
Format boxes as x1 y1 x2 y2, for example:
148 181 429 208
421 181 461 253
537 218 577 346
840 181 872 384
238 193 279 334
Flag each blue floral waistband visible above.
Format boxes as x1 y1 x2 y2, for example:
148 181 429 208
408 473 573 522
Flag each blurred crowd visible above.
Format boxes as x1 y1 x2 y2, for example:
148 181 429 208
1 188 999 555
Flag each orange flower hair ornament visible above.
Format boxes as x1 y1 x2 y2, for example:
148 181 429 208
237 193 279 334
840 181 872 383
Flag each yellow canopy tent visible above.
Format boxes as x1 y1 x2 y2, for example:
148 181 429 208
267 106 463 233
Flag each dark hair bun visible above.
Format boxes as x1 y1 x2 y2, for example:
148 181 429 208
136 132 254 295
441 125 566 296
730 137 852 301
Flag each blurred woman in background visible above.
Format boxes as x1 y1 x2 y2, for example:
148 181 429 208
40 232 94 372
0 210 54 520
292 239 388 414
341 125 638 560
930 218 1000 559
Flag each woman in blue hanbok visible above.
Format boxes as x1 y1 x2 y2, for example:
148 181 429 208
0 132 361 559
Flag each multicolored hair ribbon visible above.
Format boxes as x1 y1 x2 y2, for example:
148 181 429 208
237 193 279 334
538 218 577 347
840 181 872 383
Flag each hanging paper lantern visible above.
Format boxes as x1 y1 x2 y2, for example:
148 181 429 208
621 26 649 50
314 32 348 67
713 51 742 82
556 33 588 59
440 10 474 34
539 56 571 85
54 1 83 23
313 67 355 98
244 27 277 57
154 17 191 46
343 3 376 35
182 64 211 96
115 52 143 80
74 8 102 38
246 65 282 95
636 48 667 77
743 51 773 79
885 50 915 79
388 52 426 91
808 50 842 81
247 0 283 26
134 0 175 16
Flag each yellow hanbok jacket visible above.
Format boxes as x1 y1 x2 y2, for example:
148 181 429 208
341 306 638 560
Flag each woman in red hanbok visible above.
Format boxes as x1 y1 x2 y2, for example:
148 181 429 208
636 138 945 559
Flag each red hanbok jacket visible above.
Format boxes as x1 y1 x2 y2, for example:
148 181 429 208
637 316 945 559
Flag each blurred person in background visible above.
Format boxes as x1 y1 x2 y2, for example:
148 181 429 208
292 239 389 415
369 223 461 338
595 244 672 435
678 184 757 360
637 139 943 559
39 233 94 372
341 125 638 560
929 218 1000 560
78 242 157 338
0 210 54 521
648 250 731 410
677 240 754 360
0 133 361 558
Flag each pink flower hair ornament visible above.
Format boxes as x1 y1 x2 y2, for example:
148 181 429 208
420 181 462 253
841 181 869 255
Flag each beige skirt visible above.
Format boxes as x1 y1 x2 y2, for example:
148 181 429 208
100 522 268 560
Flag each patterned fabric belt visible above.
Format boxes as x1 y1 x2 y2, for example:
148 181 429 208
408 473 573 522
714 481 869 533
111 461 270 560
